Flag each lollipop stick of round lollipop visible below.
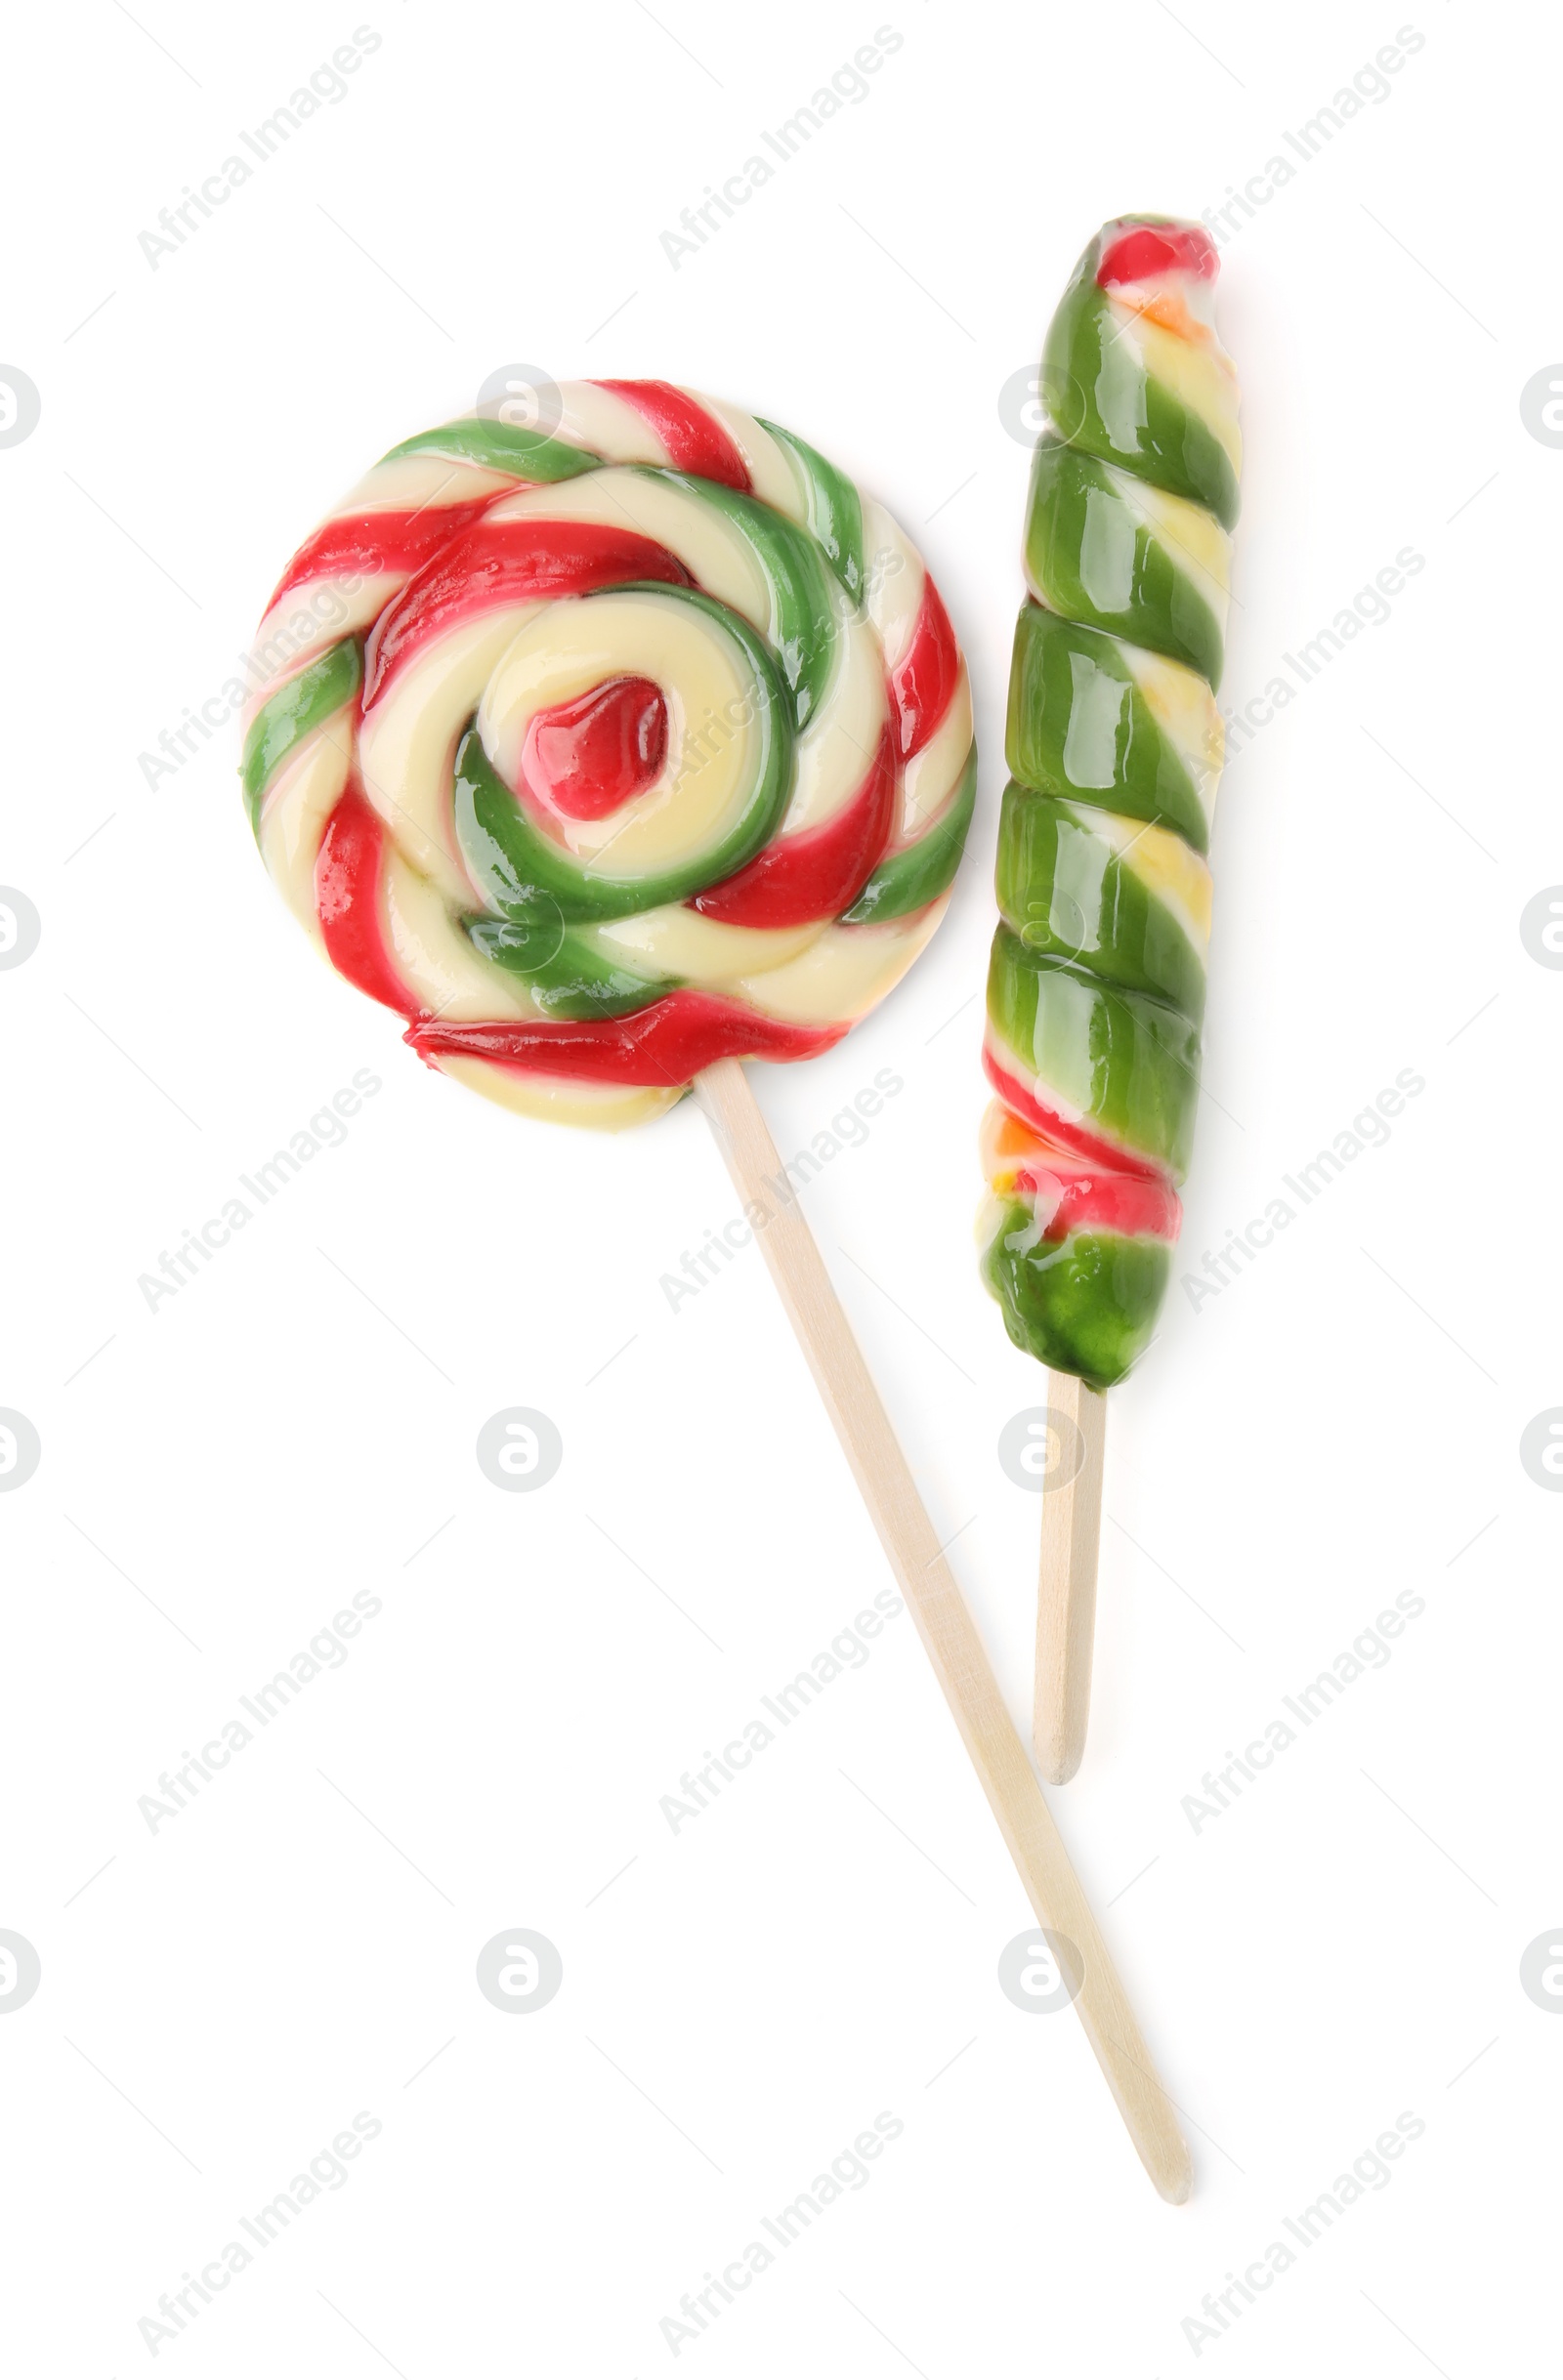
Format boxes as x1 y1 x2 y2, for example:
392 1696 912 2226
698 1055 1190 2198
244 379 1188 2197
978 221 1242 1782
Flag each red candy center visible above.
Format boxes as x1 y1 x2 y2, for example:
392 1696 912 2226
1096 224 1218 288
522 675 668 818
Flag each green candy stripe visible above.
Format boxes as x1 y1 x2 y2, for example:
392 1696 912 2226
843 744 976 925
380 418 599 482
1025 440 1224 687
987 928 1201 1181
241 637 360 837
453 583 792 925
1042 254 1239 530
758 418 867 605
654 469 838 734
464 915 674 1022
995 784 1206 1024
981 1209 1170 1392
1005 605 1209 853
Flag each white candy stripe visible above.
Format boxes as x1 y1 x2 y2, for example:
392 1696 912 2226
336 453 519 515
594 904 819 982
342 454 518 516
897 671 972 846
722 536 890 840
783 601 887 834
1062 802 1212 955
1035 467 1230 640
257 731 351 946
1121 642 1223 826
381 853 541 1022
554 382 674 466
859 495 925 669
702 397 798 516
731 899 948 1024
1119 469 1231 626
359 608 539 907
1113 303 1241 473
431 1052 680 1130
766 428 824 534
973 1185 1014 1252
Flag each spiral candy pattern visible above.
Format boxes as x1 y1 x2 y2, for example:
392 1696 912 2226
243 381 975 1129
979 218 1241 1389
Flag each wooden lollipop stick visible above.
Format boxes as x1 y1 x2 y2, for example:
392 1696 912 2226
695 1059 1191 2203
1034 1373 1109 1785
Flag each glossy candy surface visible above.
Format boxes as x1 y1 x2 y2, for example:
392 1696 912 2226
979 217 1241 1389
244 382 976 1129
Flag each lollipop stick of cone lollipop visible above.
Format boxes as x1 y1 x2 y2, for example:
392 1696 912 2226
1035 1372 1108 1783
979 218 1242 1782
245 376 1187 2195
698 1057 1191 2203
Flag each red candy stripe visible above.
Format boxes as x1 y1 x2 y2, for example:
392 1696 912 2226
315 782 408 1015
266 504 492 616
1003 1149 1181 1243
889 575 959 761
692 724 896 929
408 991 842 1085
983 1048 1169 1184
591 379 752 492
523 676 668 822
1096 223 1218 288
362 521 689 707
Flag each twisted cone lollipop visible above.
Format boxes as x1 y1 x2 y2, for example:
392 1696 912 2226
245 377 1190 2196
978 219 1242 1778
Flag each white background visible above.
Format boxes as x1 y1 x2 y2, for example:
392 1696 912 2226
3 1 1557 2371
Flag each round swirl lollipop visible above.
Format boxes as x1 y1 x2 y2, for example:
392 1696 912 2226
242 379 975 1127
243 377 1190 2197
